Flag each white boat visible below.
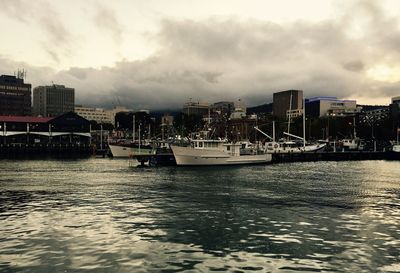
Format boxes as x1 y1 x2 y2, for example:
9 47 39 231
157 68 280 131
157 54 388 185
265 140 326 153
392 144 400 153
255 120 326 154
171 139 272 166
108 142 154 158
341 138 365 151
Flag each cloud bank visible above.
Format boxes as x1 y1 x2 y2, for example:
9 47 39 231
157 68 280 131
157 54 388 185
1 0 400 109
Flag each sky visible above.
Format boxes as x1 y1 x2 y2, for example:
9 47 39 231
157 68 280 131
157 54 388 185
1 0 400 109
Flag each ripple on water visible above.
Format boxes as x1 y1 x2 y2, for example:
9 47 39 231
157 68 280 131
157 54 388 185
0 159 400 272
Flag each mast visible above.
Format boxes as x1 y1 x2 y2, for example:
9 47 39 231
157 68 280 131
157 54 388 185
132 114 135 142
287 91 293 136
353 116 356 139
138 123 141 153
273 120 276 142
303 97 306 148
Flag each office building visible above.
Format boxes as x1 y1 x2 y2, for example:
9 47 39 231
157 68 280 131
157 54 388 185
75 105 112 124
305 97 358 117
33 85 75 117
273 90 303 119
182 101 209 116
0 74 32 116
212 101 235 114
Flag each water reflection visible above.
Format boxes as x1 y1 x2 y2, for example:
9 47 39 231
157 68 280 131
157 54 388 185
0 160 400 272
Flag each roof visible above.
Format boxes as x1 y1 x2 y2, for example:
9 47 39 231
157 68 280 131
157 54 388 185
0 116 54 123
306 96 356 103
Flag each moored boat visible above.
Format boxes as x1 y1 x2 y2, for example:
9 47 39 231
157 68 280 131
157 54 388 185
108 141 154 158
171 139 272 166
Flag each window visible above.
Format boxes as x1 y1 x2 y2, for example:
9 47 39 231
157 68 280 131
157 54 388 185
199 142 203 148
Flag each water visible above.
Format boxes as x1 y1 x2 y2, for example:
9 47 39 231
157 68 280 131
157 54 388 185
1 159 400 272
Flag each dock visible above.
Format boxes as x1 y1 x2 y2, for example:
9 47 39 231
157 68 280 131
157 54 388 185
272 151 388 163
127 150 399 167
0 143 93 158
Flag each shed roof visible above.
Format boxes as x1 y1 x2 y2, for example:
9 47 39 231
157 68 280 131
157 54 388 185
0 116 54 123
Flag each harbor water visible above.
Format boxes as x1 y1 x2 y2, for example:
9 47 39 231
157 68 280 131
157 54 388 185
1 159 400 272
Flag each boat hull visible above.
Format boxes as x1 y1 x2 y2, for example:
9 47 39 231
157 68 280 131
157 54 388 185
171 145 272 166
267 143 327 154
109 144 154 158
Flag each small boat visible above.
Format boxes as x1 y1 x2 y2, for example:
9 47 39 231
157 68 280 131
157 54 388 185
265 140 326 153
171 139 272 166
341 138 365 151
108 140 154 158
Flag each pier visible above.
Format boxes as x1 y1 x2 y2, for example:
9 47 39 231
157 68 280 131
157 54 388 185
0 143 92 158
271 151 388 163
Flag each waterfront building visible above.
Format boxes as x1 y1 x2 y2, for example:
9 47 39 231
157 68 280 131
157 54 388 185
392 96 400 105
359 107 389 124
305 97 358 117
230 99 247 120
106 106 133 126
33 84 75 117
0 74 32 116
182 100 209 116
74 105 112 124
273 90 303 119
212 101 235 115
0 112 90 145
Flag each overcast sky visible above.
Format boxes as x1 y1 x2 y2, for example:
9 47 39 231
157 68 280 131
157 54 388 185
1 0 400 109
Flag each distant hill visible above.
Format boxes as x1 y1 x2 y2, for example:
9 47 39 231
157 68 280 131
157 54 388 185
247 102 273 115
149 109 181 119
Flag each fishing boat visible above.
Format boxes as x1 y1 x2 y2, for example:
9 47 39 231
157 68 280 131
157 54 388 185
171 139 272 166
108 140 154 158
387 129 400 160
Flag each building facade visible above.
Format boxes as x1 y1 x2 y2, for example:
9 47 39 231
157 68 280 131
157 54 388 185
182 101 209 116
305 97 358 117
0 112 90 145
212 101 235 115
273 90 303 119
0 75 32 116
33 85 75 117
75 105 112 124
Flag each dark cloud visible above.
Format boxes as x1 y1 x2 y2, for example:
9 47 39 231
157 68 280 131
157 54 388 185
1 0 400 109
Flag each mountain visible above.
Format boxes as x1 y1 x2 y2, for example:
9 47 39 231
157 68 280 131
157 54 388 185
247 102 273 115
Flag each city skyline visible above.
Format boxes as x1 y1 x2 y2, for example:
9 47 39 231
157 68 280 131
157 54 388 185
1 0 400 109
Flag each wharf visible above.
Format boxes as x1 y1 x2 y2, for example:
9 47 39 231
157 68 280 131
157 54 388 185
0 143 93 158
272 151 387 163
128 150 397 167
130 153 176 166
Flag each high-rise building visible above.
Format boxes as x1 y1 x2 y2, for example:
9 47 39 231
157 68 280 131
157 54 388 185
273 90 303 119
0 74 32 116
33 85 75 117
